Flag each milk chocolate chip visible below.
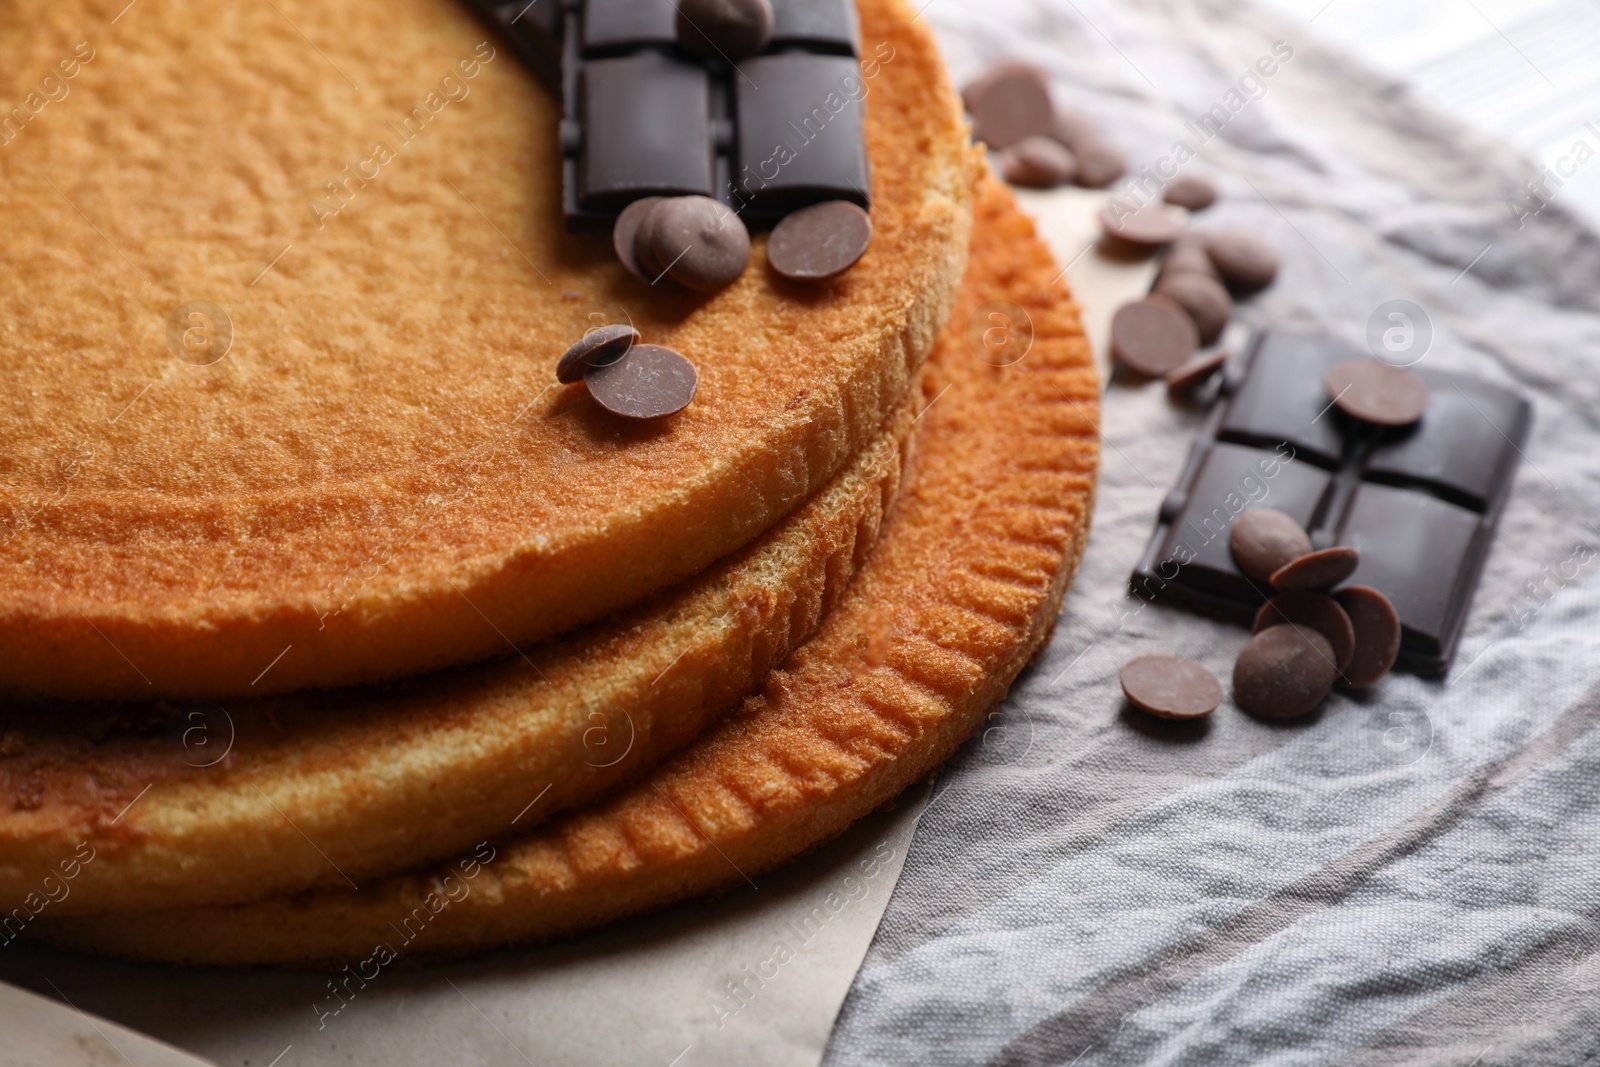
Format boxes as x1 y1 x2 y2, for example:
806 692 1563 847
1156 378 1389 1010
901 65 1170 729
1324 359 1430 428
557 323 639 384
1335 586 1402 688
1271 546 1361 592
1234 624 1338 720
585 344 699 419
1229 508 1313 585
1112 298 1198 377
1121 655 1223 720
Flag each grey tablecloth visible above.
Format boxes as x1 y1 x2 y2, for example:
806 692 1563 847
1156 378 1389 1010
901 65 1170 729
826 0 1600 1063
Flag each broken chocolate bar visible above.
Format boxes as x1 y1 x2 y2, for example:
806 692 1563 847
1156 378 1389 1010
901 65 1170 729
1130 331 1532 676
461 0 871 230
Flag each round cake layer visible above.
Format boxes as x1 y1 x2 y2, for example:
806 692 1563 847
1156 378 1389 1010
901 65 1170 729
37 176 1102 965
0 389 915 914
0 0 978 699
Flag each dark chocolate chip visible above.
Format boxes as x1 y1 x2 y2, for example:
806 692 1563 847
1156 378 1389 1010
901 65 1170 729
1164 349 1229 393
1100 202 1185 249
1111 297 1198 377
999 136 1077 188
614 197 664 282
1254 591 1356 674
557 324 639 384
1153 270 1233 345
1334 586 1402 688
1324 358 1430 427
1163 175 1218 211
1271 545 1361 591
675 0 774 60
1070 137 1126 188
585 344 698 420
1233 624 1338 720
965 62 1053 150
1204 230 1279 293
767 200 873 281
650 195 751 293
1120 654 1223 720
1229 508 1313 585
633 201 669 280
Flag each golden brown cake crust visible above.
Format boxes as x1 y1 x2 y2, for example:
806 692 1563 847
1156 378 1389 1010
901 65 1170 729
0 391 916 915
38 176 1102 966
0 0 978 700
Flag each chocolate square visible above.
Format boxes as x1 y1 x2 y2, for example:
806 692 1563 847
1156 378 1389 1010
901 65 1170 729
733 53 871 211
579 53 717 210
1364 369 1532 513
1218 332 1348 468
770 0 862 54
1143 441 1333 609
1336 483 1485 659
582 0 678 53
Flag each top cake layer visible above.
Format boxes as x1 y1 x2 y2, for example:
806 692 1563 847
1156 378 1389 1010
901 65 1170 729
0 0 977 700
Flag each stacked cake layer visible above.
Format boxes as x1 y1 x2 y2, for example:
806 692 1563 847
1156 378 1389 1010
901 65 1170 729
0 0 1099 966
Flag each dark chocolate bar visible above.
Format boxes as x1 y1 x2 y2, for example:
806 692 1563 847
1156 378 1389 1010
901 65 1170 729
469 0 564 91
461 0 871 231
1131 331 1532 676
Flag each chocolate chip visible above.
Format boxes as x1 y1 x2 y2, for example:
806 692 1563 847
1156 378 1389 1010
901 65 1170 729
633 200 670 280
1163 175 1217 211
1271 546 1361 592
1335 586 1401 688
614 197 664 281
1152 270 1233 345
1164 349 1229 393
1120 654 1222 720
1254 591 1356 674
649 195 751 293
675 0 774 60
1324 358 1430 428
1111 297 1198 377
767 200 873 281
1100 202 1185 249
1160 237 1220 282
1233 624 1338 720
1229 508 1313 585
557 323 639 384
1047 106 1100 150
1070 137 1126 188
585 344 699 419
964 61 1053 150
1204 230 1279 293
999 136 1076 188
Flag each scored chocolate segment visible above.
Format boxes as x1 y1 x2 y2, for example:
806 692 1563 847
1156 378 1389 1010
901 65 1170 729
580 53 717 210
769 0 861 53
1219 332 1347 467
734 53 872 212
583 0 678 52
1131 329 1532 676
508 0 871 230
1338 483 1484 661
1364 372 1530 512
1142 441 1331 605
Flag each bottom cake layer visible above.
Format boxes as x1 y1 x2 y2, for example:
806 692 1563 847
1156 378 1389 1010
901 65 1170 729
37 176 1101 966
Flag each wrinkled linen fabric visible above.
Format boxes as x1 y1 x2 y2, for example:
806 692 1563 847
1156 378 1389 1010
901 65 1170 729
825 1 1600 1064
